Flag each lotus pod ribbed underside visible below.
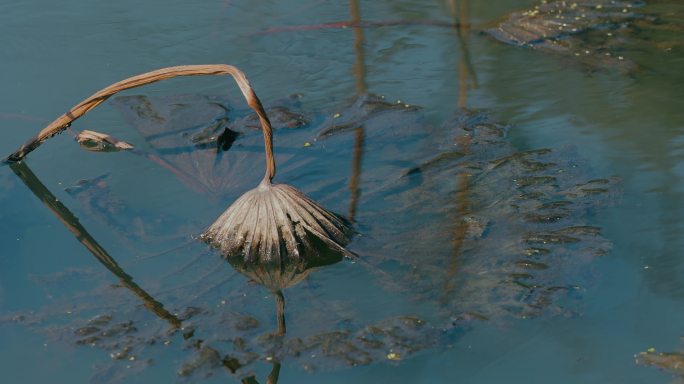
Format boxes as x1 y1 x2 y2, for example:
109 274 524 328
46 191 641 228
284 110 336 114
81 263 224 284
201 180 354 264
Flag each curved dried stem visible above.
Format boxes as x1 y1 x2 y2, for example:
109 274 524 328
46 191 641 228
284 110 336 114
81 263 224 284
4 65 276 182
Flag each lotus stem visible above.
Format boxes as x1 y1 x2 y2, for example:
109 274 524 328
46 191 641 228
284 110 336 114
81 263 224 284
4 65 277 182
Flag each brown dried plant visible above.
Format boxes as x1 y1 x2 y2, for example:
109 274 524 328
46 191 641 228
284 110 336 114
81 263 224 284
4 64 354 263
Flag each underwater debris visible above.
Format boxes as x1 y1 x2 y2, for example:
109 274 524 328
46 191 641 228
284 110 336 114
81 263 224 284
637 346 684 380
486 0 645 71
76 130 134 152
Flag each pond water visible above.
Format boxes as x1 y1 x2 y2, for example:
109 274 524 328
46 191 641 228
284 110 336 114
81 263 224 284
1 0 683 383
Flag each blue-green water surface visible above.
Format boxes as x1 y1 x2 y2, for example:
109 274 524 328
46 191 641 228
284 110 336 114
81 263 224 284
1 0 683 383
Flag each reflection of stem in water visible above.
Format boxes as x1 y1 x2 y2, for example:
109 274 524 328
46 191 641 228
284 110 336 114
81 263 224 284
241 361 281 384
349 127 365 220
348 0 366 222
441 134 472 303
458 63 469 108
266 362 281 384
350 0 367 95
449 0 477 108
442 0 474 304
10 161 181 328
240 284 283 384
274 289 286 337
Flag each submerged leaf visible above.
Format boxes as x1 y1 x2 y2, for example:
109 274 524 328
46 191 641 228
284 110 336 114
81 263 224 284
637 348 684 377
486 0 645 71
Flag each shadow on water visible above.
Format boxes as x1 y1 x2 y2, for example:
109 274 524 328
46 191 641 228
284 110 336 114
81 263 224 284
348 0 366 223
10 161 182 329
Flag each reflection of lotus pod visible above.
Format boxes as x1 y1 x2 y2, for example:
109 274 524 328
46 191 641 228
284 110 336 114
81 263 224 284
240 262 308 292
201 180 353 265
226 250 341 292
